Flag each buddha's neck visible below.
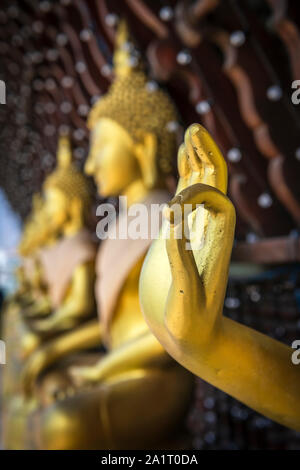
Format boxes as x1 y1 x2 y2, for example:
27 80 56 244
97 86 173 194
121 179 149 207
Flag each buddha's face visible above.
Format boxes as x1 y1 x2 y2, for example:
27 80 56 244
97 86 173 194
22 187 69 253
42 187 69 230
85 118 141 197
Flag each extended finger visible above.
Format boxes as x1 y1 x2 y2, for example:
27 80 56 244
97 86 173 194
184 124 202 177
176 144 191 194
189 123 228 194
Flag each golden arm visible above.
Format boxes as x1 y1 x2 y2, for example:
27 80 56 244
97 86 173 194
27 261 95 334
23 295 52 318
163 182 300 431
22 319 102 396
70 330 170 386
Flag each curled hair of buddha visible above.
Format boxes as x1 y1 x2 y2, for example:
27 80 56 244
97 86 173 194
44 136 92 213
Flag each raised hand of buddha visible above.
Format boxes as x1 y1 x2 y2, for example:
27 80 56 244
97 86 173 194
139 122 233 354
140 124 300 431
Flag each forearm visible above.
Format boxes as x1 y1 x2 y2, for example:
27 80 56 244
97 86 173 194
95 331 170 382
178 315 300 431
44 318 102 358
22 319 102 396
29 262 96 334
23 295 51 318
28 297 94 334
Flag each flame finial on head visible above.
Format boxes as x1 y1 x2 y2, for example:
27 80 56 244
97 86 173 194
57 135 72 169
113 20 140 78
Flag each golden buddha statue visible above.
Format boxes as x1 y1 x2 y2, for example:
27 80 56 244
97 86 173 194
140 122 300 432
2 193 48 408
2 136 99 449
25 21 194 450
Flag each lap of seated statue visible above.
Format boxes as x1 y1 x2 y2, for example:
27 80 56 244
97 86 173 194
29 363 193 450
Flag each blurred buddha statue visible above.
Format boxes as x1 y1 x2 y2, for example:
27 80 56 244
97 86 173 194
2 136 99 449
27 21 194 450
140 122 300 432
2 193 46 405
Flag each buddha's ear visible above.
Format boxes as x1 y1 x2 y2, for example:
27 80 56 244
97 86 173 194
135 132 157 189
